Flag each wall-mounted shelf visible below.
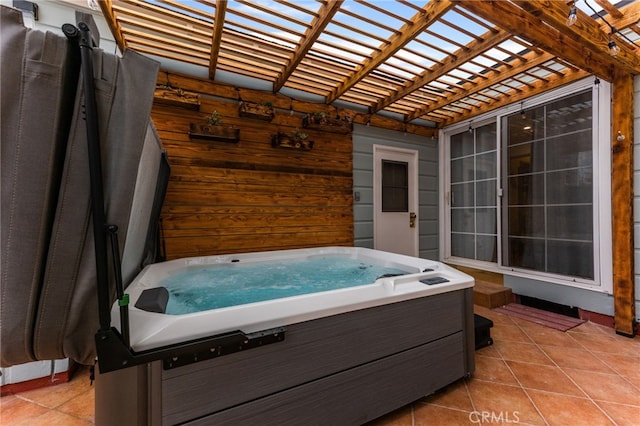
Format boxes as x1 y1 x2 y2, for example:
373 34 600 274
154 87 200 111
189 123 239 143
272 132 313 150
303 113 352 134
239 101 275 122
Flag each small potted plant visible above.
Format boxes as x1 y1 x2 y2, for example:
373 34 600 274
189 110 239 142
239 100 275 121
272 128 314 150
154 77 200 110
303 111 352 134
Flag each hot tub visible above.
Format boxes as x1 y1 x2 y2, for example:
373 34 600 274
98 247 475 425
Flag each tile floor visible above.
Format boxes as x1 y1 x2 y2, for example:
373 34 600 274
1 305 639 425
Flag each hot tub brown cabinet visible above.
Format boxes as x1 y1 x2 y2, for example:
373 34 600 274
96 288 475 425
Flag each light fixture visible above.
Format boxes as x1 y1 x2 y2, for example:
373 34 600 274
608 39 620 56
468 123 473 134
567 5 578 26
594 76 600 86
520 102 526 120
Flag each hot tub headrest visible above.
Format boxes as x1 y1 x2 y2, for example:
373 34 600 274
135 287 170 314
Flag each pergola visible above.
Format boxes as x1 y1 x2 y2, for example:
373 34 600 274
97 0 639 335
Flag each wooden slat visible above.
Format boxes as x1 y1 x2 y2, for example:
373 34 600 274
274 0 342 91
376 29 511 115
326 0 454 104
208 0 227 79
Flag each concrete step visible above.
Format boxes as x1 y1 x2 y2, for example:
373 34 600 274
473 280 513 309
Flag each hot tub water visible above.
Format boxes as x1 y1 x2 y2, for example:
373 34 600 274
162 255 409 314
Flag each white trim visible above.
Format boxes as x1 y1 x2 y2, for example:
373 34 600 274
440 77 613 293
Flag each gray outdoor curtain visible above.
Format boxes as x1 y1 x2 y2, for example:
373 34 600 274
1 5 162 366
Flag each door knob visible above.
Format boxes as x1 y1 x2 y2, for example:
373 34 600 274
409 212 416 228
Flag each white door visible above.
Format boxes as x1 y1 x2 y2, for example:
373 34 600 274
373 145 419 256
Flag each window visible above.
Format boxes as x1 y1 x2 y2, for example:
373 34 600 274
382 160 408 212
503 90 593 279
442 80 611 288
450 123 497 262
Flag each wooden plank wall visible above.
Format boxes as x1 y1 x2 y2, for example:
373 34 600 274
152 72 354 259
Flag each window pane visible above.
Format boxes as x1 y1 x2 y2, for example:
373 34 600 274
508 141 545 175
547 241 593 278
452 209 474 233
546 169 592 204
546 206 592 240
477 235 497 262
509 174 545 205
451 131 474 158
507 237 545 270
476 151 496 180
547 131 592 171
452 233 475 258
477 208 496 234
448 123 497 263
476 122 496 153
476 180 496 207
382 160 408 212
546 91 592 137
452 182 474 207
508 206 545 238
503 89 594 279
507 105 544 145
451 157 474 183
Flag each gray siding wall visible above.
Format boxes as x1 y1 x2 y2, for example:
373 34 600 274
352 124 439 260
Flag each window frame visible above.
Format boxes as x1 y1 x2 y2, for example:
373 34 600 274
439 78 612 293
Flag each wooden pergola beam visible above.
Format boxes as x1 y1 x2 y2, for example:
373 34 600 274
326 0 454 104
409 51 556 122
439 68 589 126
608 1 640 31
273 0 342 92
514 0 640 74
611 68 636 337
209 0 228 80
374 29 511 115
456 0 614 81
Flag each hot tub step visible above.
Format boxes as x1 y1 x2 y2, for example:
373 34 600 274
473 280 512 308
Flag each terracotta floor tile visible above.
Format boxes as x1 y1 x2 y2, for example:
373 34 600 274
564 368 640 406
466 380 545 425
14 409 93 426
491 323 533 343
568 331 638 356
493 340 554 365
418 379 473 412
591 351 640 380
15 370 93 409
520 325 580 347
413 404 474 426
472 355 519 386
526 389 615 426
57 384 95 422
474 343 501 359
0 395 49 424
539 345 615 373
506 361 586 397
597 401 640 425
569 321 612 335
